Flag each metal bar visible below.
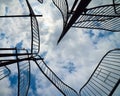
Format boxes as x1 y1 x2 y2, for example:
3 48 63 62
57 0 92 44
0 53 32 57
109 79 120 96
0 57 32 67
0 15 42 18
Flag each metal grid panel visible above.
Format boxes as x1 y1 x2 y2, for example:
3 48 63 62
26 0 40 56
52 0 69 26
113 0 120 14
52 0 92 44
34 55 79 96
72 3 120 32
79 49 120 96
52 0 120 43
16 49 30 96
73 15 120 32
0 66 10 80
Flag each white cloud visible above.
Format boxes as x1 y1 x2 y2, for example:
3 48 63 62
0 78 12 96
0 0 120 96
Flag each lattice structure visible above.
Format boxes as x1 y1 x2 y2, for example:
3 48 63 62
34 55 79 96
0 0 79 96
16 49 31 96
79 49 120 96
0 0 120 96
0 66 10 80
52 0 120 44
0 0 42 96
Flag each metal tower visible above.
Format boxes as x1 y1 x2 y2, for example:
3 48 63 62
52 0 120 44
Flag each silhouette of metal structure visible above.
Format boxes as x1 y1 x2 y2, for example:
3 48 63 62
80 49 120 96
0 0 42 96
0 0 78 96
0 64 10 80
52 0 120 44
0 0 120 96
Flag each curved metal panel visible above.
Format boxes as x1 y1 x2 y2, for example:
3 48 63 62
79 49 120 96
16 49 30 96
55 0 91 44
54 0 120 44
34 55 79 96
26 0 40 56
52 0 69 27
72 3 120 32
0 66 11 80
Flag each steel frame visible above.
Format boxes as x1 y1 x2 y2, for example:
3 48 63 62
0 0 120 96
79 48 120 96
52 0 120 44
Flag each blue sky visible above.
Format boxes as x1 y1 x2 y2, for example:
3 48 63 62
0 0 120 96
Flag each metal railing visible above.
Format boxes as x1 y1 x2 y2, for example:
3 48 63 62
0 48 31 96
26 0 41 56
34 55 79 96
0 0 120 96
52 0 69 27
52 0 120 44
72 3 120 32
113 0 120 14
16 49 31 96
52 0 92 44
0 66 10 80
0 0 41 95
0 0 42 96
79 49 120 96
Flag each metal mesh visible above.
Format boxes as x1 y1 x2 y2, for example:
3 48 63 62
34 56 79 96
53 0 120 43
72 3 120 32
0 66 10 80
52 0 69 26
113 0 120 14
26 0 40 56
79 49 120 96
16 49 30 96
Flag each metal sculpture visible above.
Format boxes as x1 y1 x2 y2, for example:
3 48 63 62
52 0 120 44
79 49 120 96
0 66 10 80
0 0 42 96
0 0 120 96
0 0 79 96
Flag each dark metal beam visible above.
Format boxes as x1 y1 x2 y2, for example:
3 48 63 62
57 0 92 44
0 58 31 67
0 15 42 18
0 53 32 57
